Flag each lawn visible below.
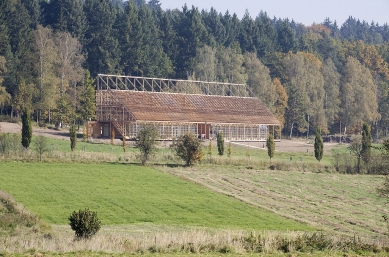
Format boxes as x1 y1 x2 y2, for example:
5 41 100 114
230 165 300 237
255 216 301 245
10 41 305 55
0 162 312 231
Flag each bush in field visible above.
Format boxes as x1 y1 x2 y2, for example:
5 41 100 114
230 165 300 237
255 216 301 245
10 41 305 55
171 132 203 166
135 124 159 165
68 208 101 239
361 123 372 165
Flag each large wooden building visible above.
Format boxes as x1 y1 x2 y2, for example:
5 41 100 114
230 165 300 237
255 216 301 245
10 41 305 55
87 74 279 141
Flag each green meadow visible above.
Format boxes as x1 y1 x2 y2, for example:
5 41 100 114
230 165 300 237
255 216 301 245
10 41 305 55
0 162 312 231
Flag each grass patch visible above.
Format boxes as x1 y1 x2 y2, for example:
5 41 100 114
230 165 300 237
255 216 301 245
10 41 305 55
159 165 389 238
0 162 312 231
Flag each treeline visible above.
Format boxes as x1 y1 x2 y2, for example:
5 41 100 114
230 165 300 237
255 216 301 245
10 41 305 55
0 0 389 136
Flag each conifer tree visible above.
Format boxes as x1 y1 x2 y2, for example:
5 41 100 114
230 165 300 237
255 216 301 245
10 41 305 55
314 128 324 162
217 131 224 156
21 107 32 149
69 125 77 151
266 133 275 162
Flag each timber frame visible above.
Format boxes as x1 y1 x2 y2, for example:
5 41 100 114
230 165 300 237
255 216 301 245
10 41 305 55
88 74 280 141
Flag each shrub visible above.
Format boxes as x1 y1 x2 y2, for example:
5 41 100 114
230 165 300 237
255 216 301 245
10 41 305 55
68 208 101 239
171 132 203 166
135 124 159 165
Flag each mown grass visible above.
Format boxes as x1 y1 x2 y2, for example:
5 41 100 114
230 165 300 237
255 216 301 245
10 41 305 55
0 162 312 231
159 164 389 238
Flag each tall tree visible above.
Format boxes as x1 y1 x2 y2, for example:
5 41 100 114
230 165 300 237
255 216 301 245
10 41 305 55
277 19 296 53
32 25 59 123
84 0 120 76
340 57 380 132
216 44 246 83
322 58 340 132
272 78 288 134
77 70 96 123
243 52 274 108
314 128 323 162
239 10 258 53
21 107 32 149
282 52 326 134
193 45 216 81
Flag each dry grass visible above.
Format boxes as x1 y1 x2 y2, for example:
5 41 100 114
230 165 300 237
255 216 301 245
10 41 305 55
157 165 389 239
2 224 388 255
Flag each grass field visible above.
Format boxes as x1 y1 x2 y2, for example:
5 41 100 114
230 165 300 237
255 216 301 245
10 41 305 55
0 162 312 231
158 164 389 239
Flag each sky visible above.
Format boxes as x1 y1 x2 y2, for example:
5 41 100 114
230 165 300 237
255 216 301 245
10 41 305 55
160 0 389 26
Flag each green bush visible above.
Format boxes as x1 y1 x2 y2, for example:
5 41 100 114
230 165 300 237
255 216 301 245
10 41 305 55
68 208 101 239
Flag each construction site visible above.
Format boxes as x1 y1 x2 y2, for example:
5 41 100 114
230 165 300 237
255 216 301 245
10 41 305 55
87 74 280 141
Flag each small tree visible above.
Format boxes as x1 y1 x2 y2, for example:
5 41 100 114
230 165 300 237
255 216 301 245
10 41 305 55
314 128 323 162
217 131 224 155
21 108 32 149
135 124 159 165
69 125 77 151
227 141 232 157
171 132 204 166
34 135 49 161
266 134 275 162
349 135 363 173
361 123 372 165
68 208 101 239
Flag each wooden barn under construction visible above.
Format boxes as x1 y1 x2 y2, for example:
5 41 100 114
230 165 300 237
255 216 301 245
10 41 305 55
87 74 280 141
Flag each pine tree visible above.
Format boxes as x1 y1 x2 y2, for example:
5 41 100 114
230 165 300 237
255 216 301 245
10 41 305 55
77 70 96 122
69 125 77 151
21 107 32 149
314 128 323 162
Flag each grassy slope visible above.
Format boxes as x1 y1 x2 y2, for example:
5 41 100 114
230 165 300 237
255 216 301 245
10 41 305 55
159 164 389 238
0 162 311 231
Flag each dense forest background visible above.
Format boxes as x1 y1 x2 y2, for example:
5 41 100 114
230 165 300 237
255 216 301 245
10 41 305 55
0 0 389 137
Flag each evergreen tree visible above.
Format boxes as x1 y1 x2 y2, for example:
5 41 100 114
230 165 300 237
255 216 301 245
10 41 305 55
69 125 77 151
266 133 275 162
21 107 32 148
84 0 119 76
77 70 96 122
221 11 240 47
239 10 258 53
277 19 296 53
217 131 224 156
361 122 372 165
314 128 323 162
255 12 278 59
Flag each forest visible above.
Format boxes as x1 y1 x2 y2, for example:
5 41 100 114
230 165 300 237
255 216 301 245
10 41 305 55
0 0 389 137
